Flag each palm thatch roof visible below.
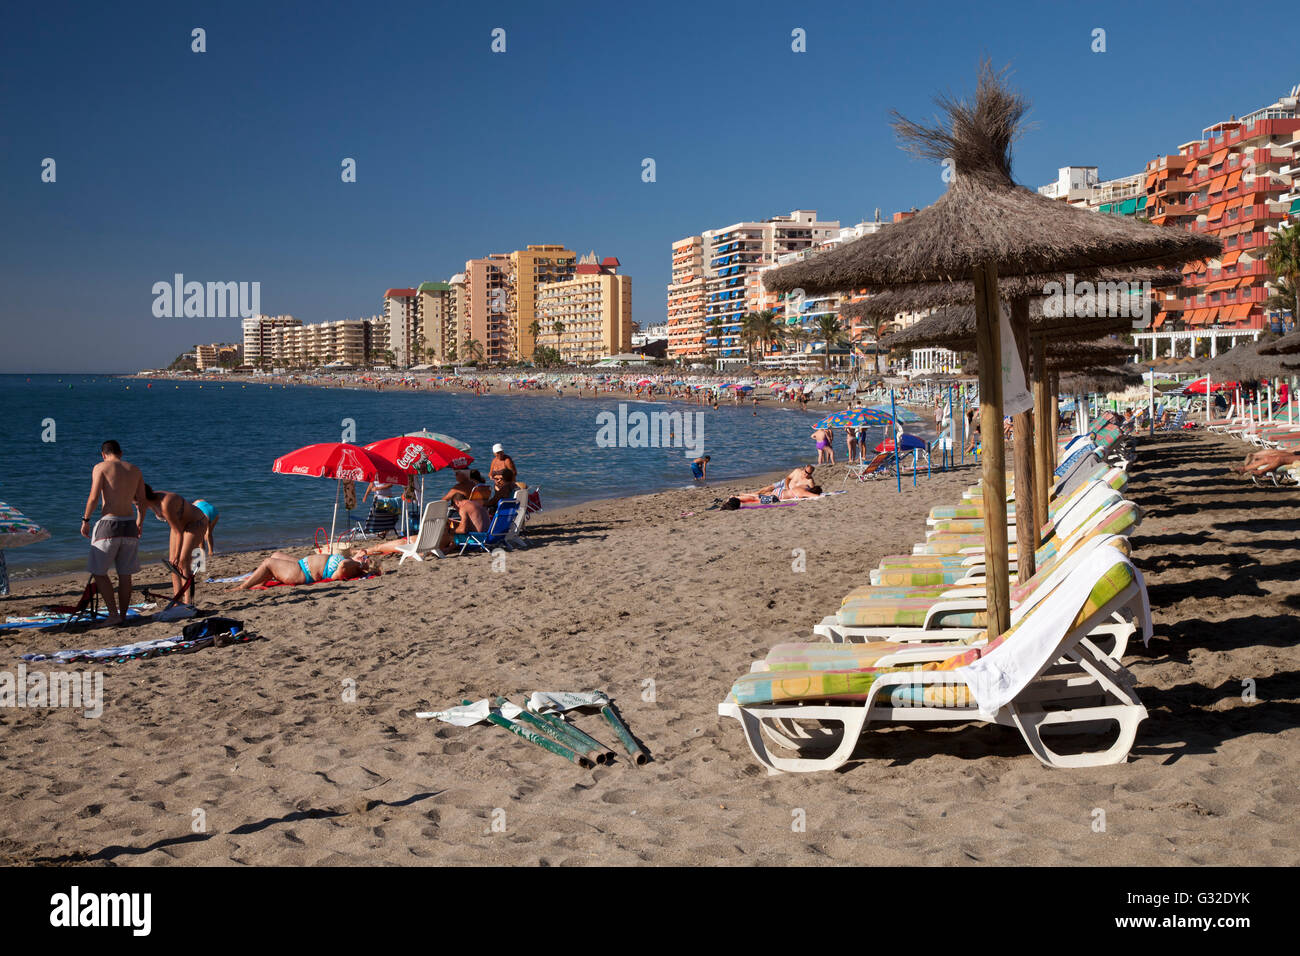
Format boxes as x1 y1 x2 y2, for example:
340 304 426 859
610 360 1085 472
764 63 1219 294
1207 339 1296 380
962 343 1137 375
1058 366 1146 395
837 267 1181 319
1258 330 1300 356
880 304 1137 350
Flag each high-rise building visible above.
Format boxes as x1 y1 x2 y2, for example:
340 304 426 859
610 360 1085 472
667 236 707 359
241 314 301 368
1143 85 1299 332
416 281 455 365
463 255 513 364
382 289 419 366
510 244 577 359
536 254 632 362
447 273 466 362
670 210 840 362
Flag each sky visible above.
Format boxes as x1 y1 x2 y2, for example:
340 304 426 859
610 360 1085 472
1 0 1296 372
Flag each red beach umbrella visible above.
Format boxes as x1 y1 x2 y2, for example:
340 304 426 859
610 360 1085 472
272 443 407 549
363 436 473 474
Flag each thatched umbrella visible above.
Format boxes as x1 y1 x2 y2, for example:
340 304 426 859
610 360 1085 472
1058 366 1145 395
841 267 1181 318
1258 330 1300 356
764 62 1218 636
1207 339 1294 381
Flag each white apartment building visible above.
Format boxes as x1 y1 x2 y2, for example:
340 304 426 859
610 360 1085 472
241 314 301 367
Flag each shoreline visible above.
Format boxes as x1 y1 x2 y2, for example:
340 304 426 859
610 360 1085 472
2 372 942 581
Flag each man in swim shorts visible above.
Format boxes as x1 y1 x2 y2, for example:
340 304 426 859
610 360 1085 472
81 440 147 626
691 455 711 480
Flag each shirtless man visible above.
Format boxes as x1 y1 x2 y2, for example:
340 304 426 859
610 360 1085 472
439 491 490 552
81 440 147 626
812 426 835 465
142 485 209 604
440 469 475 502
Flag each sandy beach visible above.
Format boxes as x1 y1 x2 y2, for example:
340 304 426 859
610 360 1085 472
0 429 1295 866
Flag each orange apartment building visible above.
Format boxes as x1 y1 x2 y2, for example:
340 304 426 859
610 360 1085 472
1145 87 1300 333
666 236 707 359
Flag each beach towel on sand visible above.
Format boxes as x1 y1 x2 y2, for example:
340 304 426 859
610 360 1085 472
20 618 251 664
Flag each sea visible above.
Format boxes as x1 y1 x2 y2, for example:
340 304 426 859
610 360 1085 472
0 373 923 578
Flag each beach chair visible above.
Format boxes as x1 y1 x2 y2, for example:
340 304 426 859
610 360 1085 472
1156 408 1186 432
455 499 519 556
815 504 1142 647
356 496 400 538
505 488 531 549
393 501 450 564
718 544 1150 773
844 452 894 482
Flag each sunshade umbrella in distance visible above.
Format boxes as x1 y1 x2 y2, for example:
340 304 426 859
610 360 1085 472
0 501 51 597
763 61 1218 633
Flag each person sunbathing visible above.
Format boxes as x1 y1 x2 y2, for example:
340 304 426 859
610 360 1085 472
231 551 377 590
438 491 489 552
1231 449 1300 477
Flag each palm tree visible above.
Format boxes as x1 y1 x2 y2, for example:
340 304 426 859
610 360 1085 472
465 339 484 365
755 309 780 356
739 311 762 364
815 314 845 371
1267 224 1300 327
527 319 541 356
707 317 726 365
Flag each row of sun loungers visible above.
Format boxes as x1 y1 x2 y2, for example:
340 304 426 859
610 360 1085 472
718 420 1152 773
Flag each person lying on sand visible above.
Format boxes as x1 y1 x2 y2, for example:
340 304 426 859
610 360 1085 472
1231 449 1300 476
734 483 824 504
230 551 377 590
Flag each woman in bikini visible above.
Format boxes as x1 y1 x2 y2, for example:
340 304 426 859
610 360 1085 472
143 485 209 604
231 551 377 590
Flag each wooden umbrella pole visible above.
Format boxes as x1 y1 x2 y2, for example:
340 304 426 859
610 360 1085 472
1050 372 1061 471
1009 298 1037 582
972 262 1011 638
1032 336 1052 531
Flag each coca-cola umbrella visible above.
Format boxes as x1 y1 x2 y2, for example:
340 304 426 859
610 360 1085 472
365 436 476 536
364 436 473 474
272 442 407 550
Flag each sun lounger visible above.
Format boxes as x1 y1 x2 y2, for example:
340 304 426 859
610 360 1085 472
718 543 1150 772
815 507 1143 647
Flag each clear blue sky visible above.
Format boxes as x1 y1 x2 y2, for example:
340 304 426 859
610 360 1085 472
2 0 1295 372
